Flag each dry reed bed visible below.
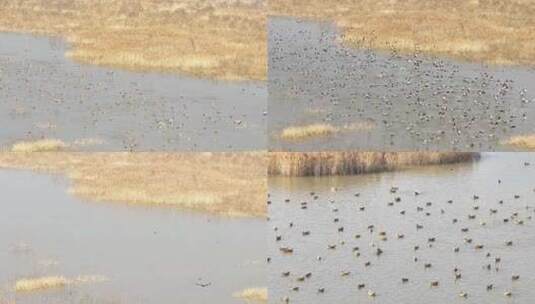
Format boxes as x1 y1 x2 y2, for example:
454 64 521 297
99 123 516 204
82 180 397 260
503 135 535 150
268 152 479 176
10 139 68 152
280 122 375 141
0 0 266 81
280 123 337 141
233 287 268 303
15 275 107 292
271 0 535 66
0 152 267 217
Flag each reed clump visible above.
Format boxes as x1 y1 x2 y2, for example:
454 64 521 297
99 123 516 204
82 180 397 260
15 275 108 292
271 0 535 67
10 139 68 152
233 287 268 303
280 121 375 141
0 0 266 81
503 135 535 149
268 151 479 176
15 276 68 292
280 123 337 141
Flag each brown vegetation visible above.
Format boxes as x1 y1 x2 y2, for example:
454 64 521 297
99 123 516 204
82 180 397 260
0 0 266 81
503 135 535 150
280 121 375 141
233 287 268 303
0 151 267 217
271 0 535 66
280 123 337 141
15 275 107 292
268 152 479 176
10 139 68 152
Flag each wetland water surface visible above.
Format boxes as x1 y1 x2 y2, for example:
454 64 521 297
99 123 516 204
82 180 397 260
0 33 266 151
269 17 535 151
268 153 535 303
0 169 265 304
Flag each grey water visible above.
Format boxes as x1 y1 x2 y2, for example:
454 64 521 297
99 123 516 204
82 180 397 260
0 169 265 304
0 32 266 151
268 153 535 303
269 17 535 152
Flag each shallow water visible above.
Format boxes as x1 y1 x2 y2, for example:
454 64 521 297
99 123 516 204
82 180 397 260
0 33 266 151
0 169 265 304
268 17 535 151
268 153 535 303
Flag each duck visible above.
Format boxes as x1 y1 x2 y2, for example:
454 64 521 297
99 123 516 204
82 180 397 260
280 247 294 254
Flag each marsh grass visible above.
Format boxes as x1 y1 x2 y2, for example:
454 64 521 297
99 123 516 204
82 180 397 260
280 121 374 141
268 151 479 176
280 123 337 141
0 151 267 217
503 135 535 150
233 287 268 303
15 276 68 292
271 0 535 67
15 275 108 292
10 139 68 152
0 0 266 81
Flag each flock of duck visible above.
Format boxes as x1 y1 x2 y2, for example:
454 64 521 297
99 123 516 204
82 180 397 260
267 160 535 303
269 17 535 151
0 33 265 151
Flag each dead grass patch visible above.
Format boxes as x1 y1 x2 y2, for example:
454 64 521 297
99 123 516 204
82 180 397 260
280 121 374 141
269 151 479 176
271 0 535 66
233 287 268 303
502 135 535 149
0 0 266 81
15 275 107 292
10 139 68 152
280 123 337 141
0 152 267 217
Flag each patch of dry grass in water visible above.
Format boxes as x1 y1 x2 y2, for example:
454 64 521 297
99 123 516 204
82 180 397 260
280 121 374 141
269 151 479 176
233 287 268 303
0 0 266 81
0 151 267 217
503 135 535 149
280 123 337 141
15 275 107 292
271 0 535 66
10 139 68 152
